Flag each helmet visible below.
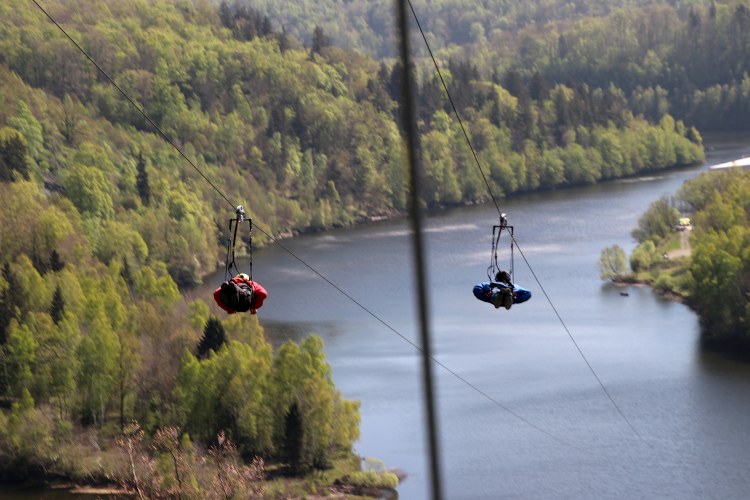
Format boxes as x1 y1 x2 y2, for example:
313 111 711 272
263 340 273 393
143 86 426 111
238 273 250 281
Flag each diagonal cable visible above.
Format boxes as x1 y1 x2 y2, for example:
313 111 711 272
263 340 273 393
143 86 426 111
407 0 649 446
30 0 235 211
31 0 571 446
511 234 650 446
252 222 572 448
406 0 502 215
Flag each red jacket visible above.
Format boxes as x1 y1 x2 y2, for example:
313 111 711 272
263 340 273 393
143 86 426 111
213 276 268 314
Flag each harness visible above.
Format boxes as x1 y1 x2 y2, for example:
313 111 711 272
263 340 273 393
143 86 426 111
224 205 253 282
487 213 514 283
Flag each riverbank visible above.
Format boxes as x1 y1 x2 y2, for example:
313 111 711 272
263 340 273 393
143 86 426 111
0 440 398 499
610 164 750 356
612 276 689 304
0 399 397 500
190 137 750 498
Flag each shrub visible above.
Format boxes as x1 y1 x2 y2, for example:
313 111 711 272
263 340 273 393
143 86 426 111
346 470 399 489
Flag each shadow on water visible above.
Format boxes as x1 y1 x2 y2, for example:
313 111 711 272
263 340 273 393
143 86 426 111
260 320 346 348
699 335 750 364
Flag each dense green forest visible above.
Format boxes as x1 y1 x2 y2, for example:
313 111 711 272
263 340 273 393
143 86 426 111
239 0 750 130
0 0 729 491
678 170 750 343
0 0 704 286
229 0 678 59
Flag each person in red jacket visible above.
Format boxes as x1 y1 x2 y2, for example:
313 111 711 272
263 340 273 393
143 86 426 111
213 273 267 314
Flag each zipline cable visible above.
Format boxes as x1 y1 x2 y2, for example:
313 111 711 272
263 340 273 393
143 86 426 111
406 0 502 216
512 237 649 445
29 0 235 211
30 0 571 447
406 1 650 446
250 221 572 448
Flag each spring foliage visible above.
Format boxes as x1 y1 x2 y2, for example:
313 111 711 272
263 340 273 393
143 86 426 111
0 0 706 287
0 0 730 479
625 169 750 342
679 170 750 341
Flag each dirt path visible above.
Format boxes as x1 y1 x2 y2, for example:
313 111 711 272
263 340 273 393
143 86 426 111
667 226 692 259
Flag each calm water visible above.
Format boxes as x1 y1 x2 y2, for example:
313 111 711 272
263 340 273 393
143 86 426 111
6 134 750 499
235 133 750 499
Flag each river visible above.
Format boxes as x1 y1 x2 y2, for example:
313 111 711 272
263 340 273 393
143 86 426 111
243 132 750 499
4 135 750 499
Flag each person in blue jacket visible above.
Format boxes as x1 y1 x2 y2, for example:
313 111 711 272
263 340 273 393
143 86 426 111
473 271 531 310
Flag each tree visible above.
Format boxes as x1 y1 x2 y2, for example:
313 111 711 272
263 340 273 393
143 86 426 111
630 241 657 272
46 315 80 418
3 320 39 397
632 196 679 243
196 317 226 359
49 285 65 324
116 326 141 432
310 26 330 59
599 244 628 280
135 153 151 206
60 94 83 146
282 402 303 474
61 163 114 218
9 102 43 163
0 127 30 182
77 309 119 425
49 250 65 272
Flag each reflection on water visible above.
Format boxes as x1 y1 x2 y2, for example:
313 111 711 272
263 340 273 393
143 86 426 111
10 135 750 499
231 134 750 499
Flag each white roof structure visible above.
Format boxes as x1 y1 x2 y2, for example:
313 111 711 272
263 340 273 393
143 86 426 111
709 156 750 170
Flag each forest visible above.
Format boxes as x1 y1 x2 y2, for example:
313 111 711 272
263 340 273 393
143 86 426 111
678 170 750 343
0 0 706 288
0 0 743 494
601 169 750 345
239 0 750 131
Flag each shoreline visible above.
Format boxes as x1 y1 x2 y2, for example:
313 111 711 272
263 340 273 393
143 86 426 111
198 160 710 288
611 275 690 305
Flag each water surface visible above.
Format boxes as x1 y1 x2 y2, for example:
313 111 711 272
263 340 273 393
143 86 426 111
23 135 743 499
242 133 750 499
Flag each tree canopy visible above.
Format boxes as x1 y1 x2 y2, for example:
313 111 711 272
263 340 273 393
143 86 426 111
680 170 750 342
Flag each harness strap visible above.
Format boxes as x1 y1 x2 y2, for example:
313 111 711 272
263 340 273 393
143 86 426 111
487 213 514 282
224 213 253 282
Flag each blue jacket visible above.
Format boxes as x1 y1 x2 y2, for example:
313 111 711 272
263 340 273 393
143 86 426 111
473 282 532 305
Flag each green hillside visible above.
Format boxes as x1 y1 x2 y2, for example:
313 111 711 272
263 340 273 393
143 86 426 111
0 0 714 492
239 0 750 131
0 0 704 283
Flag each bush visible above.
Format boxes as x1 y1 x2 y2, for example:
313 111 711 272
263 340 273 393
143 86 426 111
654 273 674 291
630 241 656 272
346 470 399 489
598 244 627 280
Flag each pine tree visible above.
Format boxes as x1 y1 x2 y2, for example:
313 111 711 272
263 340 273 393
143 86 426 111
50 285 65 324
196 317 226 359
0 128 29 182
278 26 290 54
49 249 65 272
136 152 151 206
121 259 133 287
283 402 304 474
31 251 48 275
310 26 330 59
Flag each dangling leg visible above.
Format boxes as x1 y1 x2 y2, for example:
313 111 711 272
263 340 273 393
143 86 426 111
501 287 513 310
